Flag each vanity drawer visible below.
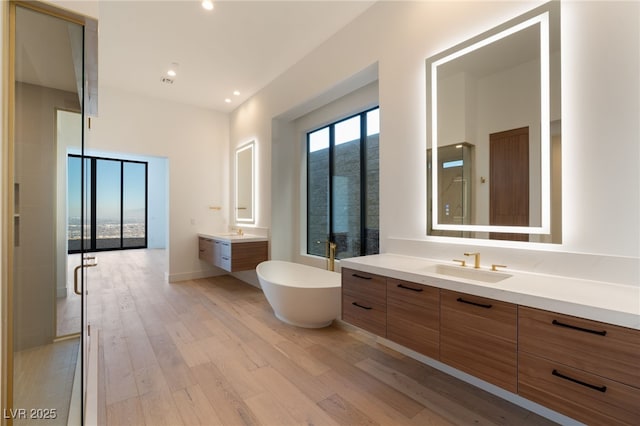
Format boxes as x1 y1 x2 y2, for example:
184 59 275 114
519 307 640 388
342 268 386 337
519 352 640 426
219 240 231 257
342 268 387 300
198 237 214 263
387 278 439 359
440 290 518 393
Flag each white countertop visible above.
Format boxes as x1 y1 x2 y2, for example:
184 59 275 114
340 253 640 330
198 232 268 243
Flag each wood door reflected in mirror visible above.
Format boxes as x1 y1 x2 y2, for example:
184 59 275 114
426 2 561 243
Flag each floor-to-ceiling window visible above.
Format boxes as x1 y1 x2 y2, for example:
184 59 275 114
68 155 148 253
307 107 379 259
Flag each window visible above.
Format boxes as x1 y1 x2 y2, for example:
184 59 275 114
307 107 379 259
68 155 148 253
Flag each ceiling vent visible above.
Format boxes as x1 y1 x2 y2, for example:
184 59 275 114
161 76 174 84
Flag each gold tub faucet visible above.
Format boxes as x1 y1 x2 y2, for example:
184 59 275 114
327 241 337 272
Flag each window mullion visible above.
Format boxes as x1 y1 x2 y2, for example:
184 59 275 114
120 161 124 249
90 158 97 251
328 125 335 246
360 112 367 256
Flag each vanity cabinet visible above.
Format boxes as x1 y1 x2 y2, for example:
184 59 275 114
440 289 518 393
387 278 439 359
341 268 387 337
198 237 267 272
518 307 640 425
340 260 640 424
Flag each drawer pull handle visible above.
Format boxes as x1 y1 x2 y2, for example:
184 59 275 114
552 369 607 393
456 297 492 309
352 302 372 310
352 274 372 280
397 284 423 292
551 320 607 336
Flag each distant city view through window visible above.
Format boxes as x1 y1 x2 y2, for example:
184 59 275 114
68 155 148 253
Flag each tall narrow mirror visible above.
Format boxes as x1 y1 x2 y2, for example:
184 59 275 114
235 141 255 224
427 2 561 242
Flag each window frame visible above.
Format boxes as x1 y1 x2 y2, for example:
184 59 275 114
68 154 148 253
306 106 379 259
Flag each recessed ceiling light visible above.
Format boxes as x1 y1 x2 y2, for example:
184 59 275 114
233 90 240 96
167 62 179 77
202 0 214 11
225 98 232 103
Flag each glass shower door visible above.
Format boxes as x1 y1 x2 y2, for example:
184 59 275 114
9 3 90 424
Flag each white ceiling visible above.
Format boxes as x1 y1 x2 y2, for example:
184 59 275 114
98 1 376 112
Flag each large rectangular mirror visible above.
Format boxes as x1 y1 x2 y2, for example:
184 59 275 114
235 141 255 223
427 2 561 242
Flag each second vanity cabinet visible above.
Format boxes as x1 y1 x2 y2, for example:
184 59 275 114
440 289 517 393
198 236 267 272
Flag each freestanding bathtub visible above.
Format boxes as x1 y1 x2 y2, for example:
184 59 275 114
256 260 341 328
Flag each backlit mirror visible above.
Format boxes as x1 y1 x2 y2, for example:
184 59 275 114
427 2 561 242
235 141 255 223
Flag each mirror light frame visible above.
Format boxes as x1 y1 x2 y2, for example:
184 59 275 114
428 3 557 235
235 141 255 224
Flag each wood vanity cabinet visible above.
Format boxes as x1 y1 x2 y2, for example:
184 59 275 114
387 278 439 359
518 307 640 425
198 237 267 272
341 268 387 337
341 266 640 424
440 289 518 393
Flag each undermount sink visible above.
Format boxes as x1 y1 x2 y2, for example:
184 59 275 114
426 264 512 283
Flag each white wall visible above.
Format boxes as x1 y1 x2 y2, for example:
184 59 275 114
230 1 640 286
90 86 229 281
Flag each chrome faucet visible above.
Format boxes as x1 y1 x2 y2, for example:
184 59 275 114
464 252 481 269
327 241 337 272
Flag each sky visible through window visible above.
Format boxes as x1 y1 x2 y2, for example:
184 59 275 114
309 108 379 152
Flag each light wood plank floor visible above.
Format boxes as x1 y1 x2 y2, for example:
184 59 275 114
92 249 556 426
13 337 79 425
56 253 83 337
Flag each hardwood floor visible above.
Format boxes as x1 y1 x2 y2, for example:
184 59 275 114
92 249 556 426
56 254 83 337
13 337 79 425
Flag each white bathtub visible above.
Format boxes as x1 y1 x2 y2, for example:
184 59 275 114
256 260 341 328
